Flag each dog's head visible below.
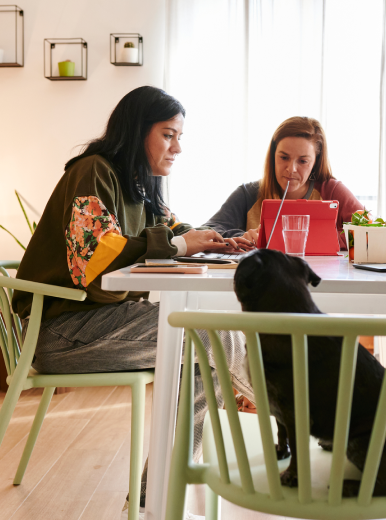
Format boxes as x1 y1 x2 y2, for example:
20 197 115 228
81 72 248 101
234 249 321 313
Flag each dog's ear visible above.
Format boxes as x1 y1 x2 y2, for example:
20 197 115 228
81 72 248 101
307 265 321 287
289 255 321 287
234 251 269 305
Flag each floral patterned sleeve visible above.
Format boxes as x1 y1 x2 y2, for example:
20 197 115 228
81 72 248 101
65 196 121 289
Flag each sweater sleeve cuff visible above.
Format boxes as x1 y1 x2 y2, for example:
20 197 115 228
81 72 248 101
171 235 187 256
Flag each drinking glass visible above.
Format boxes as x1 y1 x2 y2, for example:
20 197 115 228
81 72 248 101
282 215 310 257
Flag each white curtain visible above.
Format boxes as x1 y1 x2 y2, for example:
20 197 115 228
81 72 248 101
378 0 386 217
322 0 383 213
164 0 384 226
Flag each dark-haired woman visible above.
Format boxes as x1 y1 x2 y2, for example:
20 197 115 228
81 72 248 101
12 86 253 512
204 116 363 250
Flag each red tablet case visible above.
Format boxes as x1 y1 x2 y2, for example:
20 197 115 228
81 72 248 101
256 199 340 255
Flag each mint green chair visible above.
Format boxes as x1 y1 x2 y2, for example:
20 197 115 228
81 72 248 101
167 310 386 520
0 261 153 520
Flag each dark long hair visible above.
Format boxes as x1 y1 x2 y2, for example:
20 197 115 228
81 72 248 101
65 86 186 215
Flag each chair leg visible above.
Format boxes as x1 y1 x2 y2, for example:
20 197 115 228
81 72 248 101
13 386 55 485
0 378 28 448
165 334 195 520
127 380 147 520
205 485 220 520
163 391 190 520
164 463 188 520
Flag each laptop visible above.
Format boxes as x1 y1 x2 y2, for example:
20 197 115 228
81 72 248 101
176 252 246 264
256 199 340 256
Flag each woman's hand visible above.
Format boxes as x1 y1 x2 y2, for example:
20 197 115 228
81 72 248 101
203 236 255 253
242 227 260 245
232 237 255 251
182 229 239 256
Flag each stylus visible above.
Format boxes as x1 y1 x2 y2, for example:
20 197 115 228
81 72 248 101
266 180 290 249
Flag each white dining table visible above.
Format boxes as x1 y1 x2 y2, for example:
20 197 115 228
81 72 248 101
102 255 386 520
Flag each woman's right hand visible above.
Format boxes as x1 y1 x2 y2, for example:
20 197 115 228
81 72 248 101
242 227 260 245
182 229 238 256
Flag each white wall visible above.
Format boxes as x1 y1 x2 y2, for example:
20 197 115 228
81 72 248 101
0 0 166 260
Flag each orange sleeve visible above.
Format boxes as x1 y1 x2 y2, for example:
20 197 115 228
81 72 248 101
85 233 127 285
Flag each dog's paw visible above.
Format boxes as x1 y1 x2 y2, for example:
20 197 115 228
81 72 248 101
342 479 361 497
318 439 333 452
275 443 291 460
280 468 298 488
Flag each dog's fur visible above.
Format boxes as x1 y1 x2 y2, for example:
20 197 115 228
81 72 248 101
234 249 386 496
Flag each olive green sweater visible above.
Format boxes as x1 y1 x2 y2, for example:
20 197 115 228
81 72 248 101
12 155 193 321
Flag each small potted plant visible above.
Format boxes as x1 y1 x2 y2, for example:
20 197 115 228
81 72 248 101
58 59 75 76
120 41 138 64
343 209 386 263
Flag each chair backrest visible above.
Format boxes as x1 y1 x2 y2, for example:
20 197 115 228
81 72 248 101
0 261 86 381
168 311 386 513
0 261 22 377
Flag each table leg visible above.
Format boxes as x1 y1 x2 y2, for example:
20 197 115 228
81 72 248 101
145 291 187 520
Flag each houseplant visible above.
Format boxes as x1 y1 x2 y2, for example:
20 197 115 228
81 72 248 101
343 210 386 263
0 191 37 250
120 42 138 64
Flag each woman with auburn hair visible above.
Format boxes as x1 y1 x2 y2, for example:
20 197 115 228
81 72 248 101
204 116 363 249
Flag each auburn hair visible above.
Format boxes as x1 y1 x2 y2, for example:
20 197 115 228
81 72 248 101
257 116 334 207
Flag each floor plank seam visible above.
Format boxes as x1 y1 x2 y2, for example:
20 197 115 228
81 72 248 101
7 386 119 519
77 434 129 520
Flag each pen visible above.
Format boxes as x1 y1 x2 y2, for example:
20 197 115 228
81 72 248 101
266 180 290 249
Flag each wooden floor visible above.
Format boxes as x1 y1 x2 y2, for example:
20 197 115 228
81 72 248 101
0 385 290 520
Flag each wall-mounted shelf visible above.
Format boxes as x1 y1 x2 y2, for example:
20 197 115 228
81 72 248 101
44 38 87 80
0 5 24 67
110 33 143 66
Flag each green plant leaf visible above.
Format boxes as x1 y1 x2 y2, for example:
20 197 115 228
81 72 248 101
0 225 26 250
348 230 354 248
15 190 33 235
33 221 37 231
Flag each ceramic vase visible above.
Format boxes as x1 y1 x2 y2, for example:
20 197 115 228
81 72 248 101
120 47 138 64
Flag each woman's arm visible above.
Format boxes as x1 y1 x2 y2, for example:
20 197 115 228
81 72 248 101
65 196 178 302
203 183 259 238
324 181 364 250
65 196 231 303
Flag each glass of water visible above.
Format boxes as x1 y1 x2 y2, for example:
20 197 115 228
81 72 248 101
282 215 310 257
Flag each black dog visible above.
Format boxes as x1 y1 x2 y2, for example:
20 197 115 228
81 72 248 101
234 249 386 497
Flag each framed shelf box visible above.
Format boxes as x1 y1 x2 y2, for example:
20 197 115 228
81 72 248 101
44 38 87 80
0 5 24 67
110 33 143 66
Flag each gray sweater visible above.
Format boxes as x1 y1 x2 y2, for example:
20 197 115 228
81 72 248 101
203 182 259 237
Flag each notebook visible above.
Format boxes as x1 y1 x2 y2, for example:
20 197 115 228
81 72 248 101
256 199 340 256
